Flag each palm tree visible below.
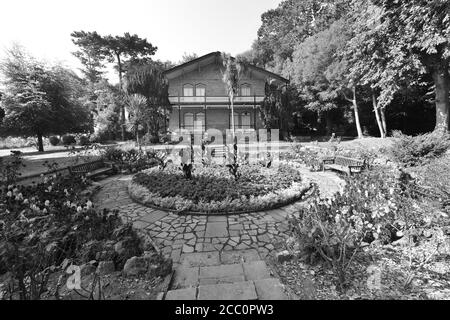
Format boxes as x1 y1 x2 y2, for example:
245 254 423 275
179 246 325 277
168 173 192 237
221 53 245 141
126 93 147 147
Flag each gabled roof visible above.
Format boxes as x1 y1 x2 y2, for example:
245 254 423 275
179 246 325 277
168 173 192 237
163 51 289 84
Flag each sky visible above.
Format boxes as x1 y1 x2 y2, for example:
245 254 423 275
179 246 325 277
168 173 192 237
0 0 282 83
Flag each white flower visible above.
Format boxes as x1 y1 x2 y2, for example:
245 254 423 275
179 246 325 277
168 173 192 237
42 208 48 214
86 200 93 209
23 199 29 204
45 200 50 206
6 191 12 197
77 206 82 213
7 185 13 190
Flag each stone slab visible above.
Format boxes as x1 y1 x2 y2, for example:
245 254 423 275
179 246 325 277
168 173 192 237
243 261 271 281
220 249 261 264
254 278 287 300
180 252 220 267
165 288 197 300
204 222 228 238
197 281 258 300
172 266 199 289
199 263 244 279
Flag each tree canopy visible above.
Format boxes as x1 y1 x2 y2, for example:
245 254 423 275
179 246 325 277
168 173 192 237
0 46 92 151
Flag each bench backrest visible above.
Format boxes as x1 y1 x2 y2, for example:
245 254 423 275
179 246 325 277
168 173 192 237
71 160 104 172
335 156 364 167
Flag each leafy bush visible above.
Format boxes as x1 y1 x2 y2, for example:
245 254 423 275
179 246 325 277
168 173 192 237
141 133 160 145
61 135 76 145
77 135 90 146
282 145 331 171
49 136 60 146
130 162 311 213
290 164 447 290
0 170 149 299
391 131 450 167
0 151 26 185
101 147 158 173
0 136 43 150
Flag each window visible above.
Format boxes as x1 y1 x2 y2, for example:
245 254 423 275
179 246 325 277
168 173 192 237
230 112 240 129
195 84 206 97
240 84 251 96
183 84 194 96
195 112 205 131
241 112 251 129
184 112 194 130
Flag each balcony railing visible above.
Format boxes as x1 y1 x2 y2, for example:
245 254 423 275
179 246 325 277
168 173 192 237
168 96 265 104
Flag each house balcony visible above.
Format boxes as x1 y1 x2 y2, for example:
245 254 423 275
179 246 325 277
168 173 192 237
168 96 265 105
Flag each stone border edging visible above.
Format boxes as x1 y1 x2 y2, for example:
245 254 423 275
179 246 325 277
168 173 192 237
127 180 316 216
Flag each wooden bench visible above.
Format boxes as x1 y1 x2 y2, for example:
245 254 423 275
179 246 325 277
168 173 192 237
209 145 227 159
68 160 114 179
322 156 365 175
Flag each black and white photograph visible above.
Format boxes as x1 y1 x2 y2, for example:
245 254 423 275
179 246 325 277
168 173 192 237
0 0 449 308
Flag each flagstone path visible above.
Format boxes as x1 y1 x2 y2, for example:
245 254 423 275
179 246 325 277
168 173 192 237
93 167 344 300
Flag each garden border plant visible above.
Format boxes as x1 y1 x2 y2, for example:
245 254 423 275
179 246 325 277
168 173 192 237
128 161 313 215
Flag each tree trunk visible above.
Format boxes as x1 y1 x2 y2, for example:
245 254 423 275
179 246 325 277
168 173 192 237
372 93 385 138
431 66 450 133
37 134 44 152
380 107 387 136
230 95 235 140
325 111 333 136
352 86 363 139
117 53 126 141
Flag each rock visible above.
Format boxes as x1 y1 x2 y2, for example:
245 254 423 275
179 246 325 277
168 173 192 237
123 256 148 277
97 261 115 275
147 257 173 278
276 250 293 263
81 263 97 276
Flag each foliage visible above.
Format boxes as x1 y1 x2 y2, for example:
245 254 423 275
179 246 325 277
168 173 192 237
101 147 157 173
77 135 90 146
0 46 92 151
179 163 193 180
290 162 448 289
0 170 146 299
124 62 170 140
0 136 45 150
49 136 60 146
391 131 450 167
61 135 76 145
130 163 310 214
0 151 26 185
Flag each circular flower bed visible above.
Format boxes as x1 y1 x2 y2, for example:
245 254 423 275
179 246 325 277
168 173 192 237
128 163 312 214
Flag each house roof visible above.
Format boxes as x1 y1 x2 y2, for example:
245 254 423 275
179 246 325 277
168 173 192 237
163 51 289 84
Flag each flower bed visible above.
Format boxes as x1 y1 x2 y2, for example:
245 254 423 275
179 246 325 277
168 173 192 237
129 163 312 214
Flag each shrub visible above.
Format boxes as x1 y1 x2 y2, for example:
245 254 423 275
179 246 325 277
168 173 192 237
101 147 158 172
77 135 90 146
391 131 450 167
49 136 60 146
141 133 160 145
290 164 447 290
61 134 76 145
130 162 311 214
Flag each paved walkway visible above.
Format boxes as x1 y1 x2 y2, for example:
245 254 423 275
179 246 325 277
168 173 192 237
92 167 344 300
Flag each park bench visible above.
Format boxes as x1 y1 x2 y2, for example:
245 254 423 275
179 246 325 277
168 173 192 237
322 156 365 175
209 145 227 159
68 159 114 179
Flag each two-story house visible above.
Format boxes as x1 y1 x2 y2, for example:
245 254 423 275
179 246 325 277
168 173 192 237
163 52 289 139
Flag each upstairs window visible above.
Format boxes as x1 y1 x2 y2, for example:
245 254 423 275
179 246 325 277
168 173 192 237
195 84 206 97
183 84 194 96
240 84 251 96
